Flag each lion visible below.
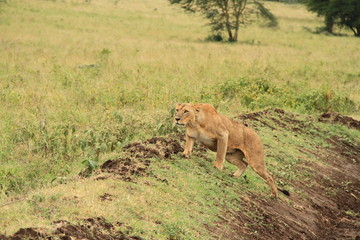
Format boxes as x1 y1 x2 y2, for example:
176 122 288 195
174 103 289 198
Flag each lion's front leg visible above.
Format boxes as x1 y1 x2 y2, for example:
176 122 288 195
214 134 228 170
183 134 195 158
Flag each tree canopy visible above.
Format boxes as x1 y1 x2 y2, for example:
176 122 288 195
169 0 277 42
305 0 360 37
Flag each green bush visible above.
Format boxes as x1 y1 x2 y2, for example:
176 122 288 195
156 108 181 135
200 77 289 109
294 89 356 113
200 77 357 113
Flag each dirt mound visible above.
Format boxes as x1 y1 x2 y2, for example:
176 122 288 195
209 193 320 240
98 135 209 181
236 108 308 133
237 108 287 121
0 217 142 240
100 158 150 181
238 109 360 131
319 112 360 130
0 228 47 240
98 136 184 181
123 136 183 159
211 109 360 240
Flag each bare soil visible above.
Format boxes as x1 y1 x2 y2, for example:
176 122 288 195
123 137 183 159
210 109 360 240
99 157 150 182
0 217 142 240
98 136 184 182
98 136 207 182
319 112 360 130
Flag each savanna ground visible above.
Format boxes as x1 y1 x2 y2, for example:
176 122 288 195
0 0 359 239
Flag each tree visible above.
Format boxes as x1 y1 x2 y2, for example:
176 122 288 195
305 0 360 37
169 0 277 42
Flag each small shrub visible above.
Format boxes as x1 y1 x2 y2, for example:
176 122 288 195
205 34 223 42
294 89 356 114
29 194 46 205
201 76 287 109
98 48 111 65
156 108 181 135
81 155 100 177
0 168 25 195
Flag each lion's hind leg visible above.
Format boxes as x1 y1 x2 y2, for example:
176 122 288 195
225 150 248 177
244 150 279 198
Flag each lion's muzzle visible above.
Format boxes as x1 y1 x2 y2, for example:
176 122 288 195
174 118 185 127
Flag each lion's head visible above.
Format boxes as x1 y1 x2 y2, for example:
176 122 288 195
174 103 198 127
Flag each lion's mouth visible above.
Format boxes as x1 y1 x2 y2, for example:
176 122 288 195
175 122 185 127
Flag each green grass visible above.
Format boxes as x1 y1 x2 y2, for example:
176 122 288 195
0 155 252 239
1 110 359 238
1 0 359 197
0 0 359 238
2 113 358 238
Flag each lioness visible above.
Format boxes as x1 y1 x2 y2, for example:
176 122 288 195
174 103 289 198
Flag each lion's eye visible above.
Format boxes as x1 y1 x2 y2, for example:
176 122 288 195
184 110 189 113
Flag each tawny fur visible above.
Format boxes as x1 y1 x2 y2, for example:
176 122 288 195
174 103 279 198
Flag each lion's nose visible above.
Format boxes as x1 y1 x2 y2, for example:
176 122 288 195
175 117 181 121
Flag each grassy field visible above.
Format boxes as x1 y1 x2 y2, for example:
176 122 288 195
1 110 359 239
0 0 359 239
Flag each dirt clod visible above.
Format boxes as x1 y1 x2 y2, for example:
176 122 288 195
100 158 149 182
123 137 183 159
99 193 115 202
319 112 360 130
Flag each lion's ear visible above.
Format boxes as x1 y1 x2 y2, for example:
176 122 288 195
193 104 203 113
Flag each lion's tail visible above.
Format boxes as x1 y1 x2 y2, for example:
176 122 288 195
278 188 290 196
